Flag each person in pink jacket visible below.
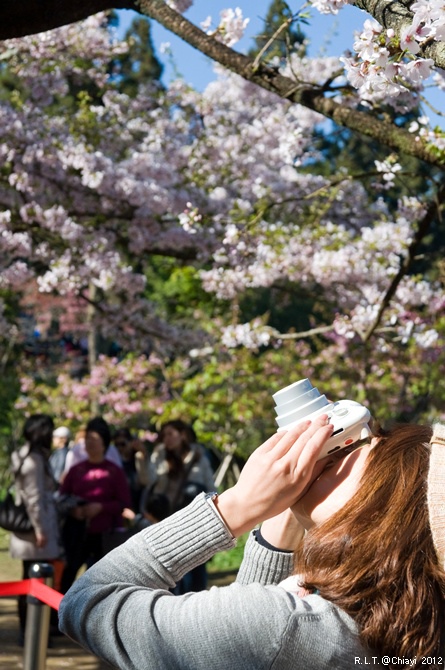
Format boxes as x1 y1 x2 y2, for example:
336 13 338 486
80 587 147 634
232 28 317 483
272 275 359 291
59 416 131 594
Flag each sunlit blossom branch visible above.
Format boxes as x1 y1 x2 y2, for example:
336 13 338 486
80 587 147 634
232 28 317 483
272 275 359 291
267 324 334 339
245 168 415 222
264 322 400 342
353 0 445 69
138 0 445 170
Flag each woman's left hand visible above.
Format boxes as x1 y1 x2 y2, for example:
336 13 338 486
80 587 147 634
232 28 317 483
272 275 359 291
260 509 305 552
122 507 136 521
215 415 333 537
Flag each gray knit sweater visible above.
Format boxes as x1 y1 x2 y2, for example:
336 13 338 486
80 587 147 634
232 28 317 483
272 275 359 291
59 493 378 669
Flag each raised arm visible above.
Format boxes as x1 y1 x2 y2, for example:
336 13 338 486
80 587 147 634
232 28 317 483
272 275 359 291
59 417 346 670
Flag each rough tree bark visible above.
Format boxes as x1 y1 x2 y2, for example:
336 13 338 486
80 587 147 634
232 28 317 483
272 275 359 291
0 0 136 40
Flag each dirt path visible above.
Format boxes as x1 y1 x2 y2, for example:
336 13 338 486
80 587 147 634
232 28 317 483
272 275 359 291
0 542 114 669
0 596 115 670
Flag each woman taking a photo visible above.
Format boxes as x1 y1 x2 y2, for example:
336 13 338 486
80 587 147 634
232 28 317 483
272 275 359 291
59 415 445 669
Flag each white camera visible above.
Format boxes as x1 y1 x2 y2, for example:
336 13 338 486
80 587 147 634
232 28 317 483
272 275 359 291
272 378 372 461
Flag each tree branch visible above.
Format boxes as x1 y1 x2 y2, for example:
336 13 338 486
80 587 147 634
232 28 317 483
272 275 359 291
1 1 444 168
138 0 445 170
3 3 444 264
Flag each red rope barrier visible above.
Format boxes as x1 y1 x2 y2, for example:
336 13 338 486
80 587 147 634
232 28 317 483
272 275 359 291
0 579 31 597
0 579 63 611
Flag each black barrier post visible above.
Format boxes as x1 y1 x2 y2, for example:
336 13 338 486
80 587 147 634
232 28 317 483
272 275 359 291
24 563 54 670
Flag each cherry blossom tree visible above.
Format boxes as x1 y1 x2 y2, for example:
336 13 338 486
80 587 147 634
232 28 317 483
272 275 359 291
16 353 166 432
1 2 445 163
1 3 444 451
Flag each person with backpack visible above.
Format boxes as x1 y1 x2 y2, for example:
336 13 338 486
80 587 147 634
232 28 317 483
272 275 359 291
9 414 62 642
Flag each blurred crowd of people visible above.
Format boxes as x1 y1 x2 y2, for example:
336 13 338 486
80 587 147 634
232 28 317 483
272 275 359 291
8 414 219 642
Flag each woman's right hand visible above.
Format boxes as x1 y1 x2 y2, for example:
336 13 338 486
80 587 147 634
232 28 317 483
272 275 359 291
215 415 333 537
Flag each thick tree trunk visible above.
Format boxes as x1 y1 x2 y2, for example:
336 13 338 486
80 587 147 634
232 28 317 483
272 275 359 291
0 0 136 40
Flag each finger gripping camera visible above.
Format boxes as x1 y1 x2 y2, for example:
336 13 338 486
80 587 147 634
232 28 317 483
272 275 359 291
272 378 372 461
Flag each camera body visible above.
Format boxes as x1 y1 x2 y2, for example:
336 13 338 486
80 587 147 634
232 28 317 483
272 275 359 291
272 378 372 461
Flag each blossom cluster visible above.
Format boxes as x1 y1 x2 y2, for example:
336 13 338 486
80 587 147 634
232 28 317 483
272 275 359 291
2 13 127 105
409 1 445 43
0 13 442 367
17 354 167 426
221 320 272 350
201 8 250 47
310 0 445 39
340 19 434 112
202 191 443 351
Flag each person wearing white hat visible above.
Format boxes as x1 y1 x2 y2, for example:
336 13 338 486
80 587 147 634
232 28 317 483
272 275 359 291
53 426 71 441
49 426 71 483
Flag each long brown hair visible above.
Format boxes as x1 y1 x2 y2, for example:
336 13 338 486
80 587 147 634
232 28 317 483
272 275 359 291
159 420 197 479
295 424 445 661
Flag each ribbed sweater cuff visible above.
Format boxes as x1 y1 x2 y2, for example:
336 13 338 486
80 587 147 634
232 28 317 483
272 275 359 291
141 493 237 581
236 532 295 585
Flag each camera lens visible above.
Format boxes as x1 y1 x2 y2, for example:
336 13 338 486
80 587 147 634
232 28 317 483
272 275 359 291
273 379 332 430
